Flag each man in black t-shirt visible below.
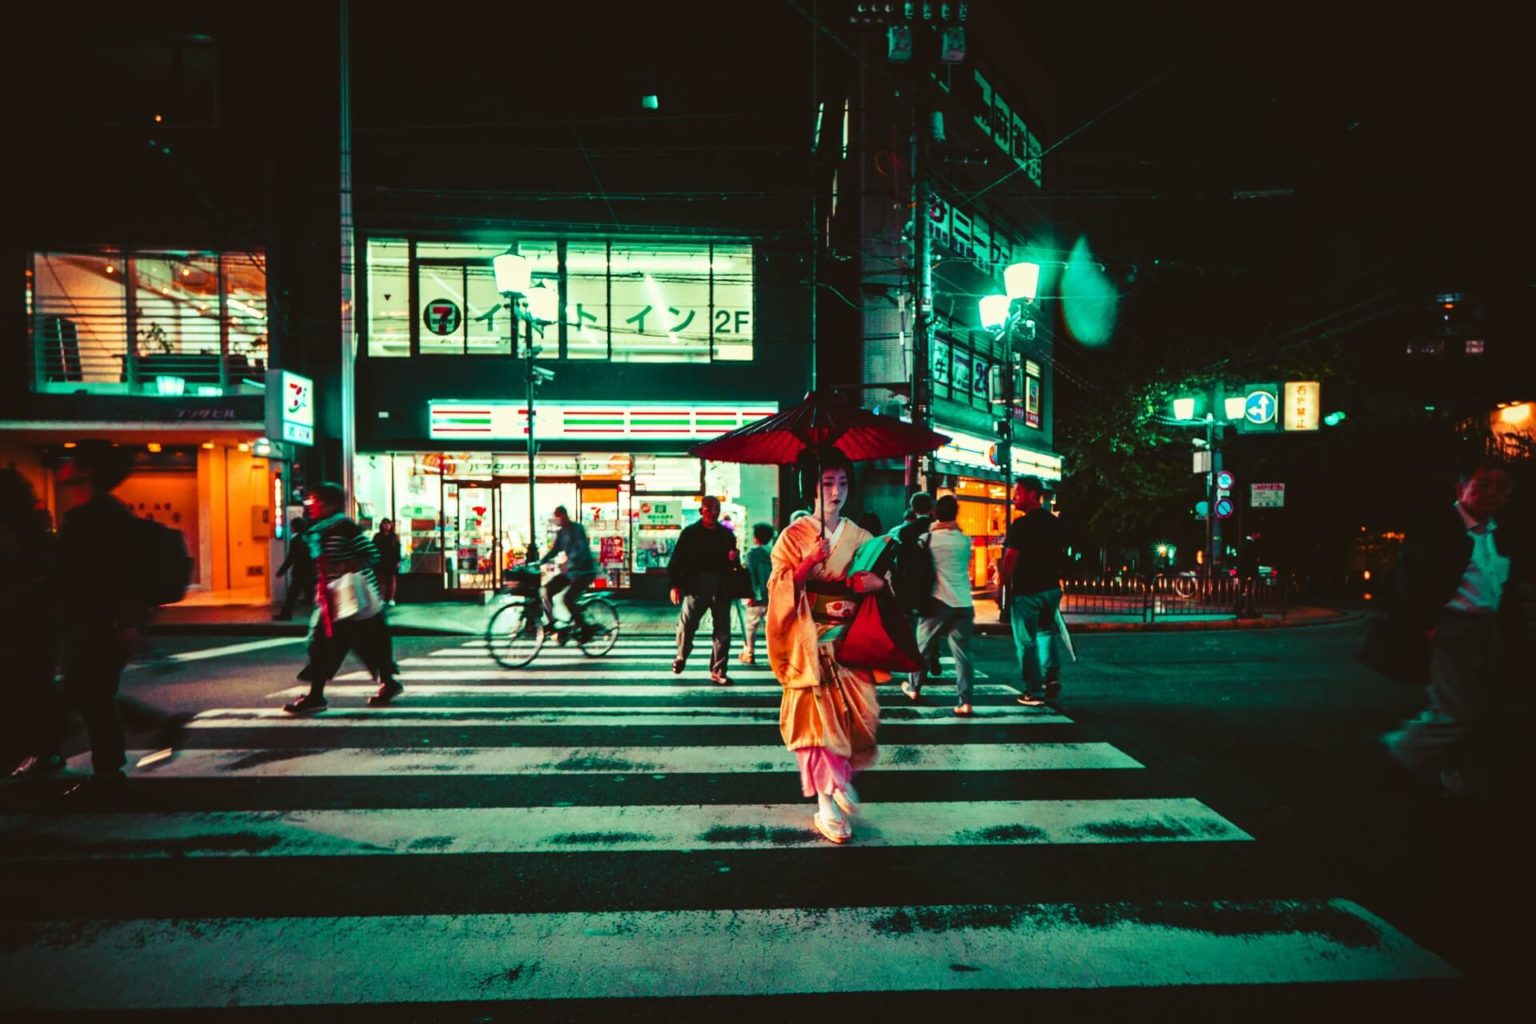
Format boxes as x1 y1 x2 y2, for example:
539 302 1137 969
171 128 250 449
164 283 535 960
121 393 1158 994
1002 476 1067 707
667 496 739 684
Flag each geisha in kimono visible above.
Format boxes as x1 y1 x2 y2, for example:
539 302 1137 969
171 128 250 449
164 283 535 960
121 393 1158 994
766 448 889 844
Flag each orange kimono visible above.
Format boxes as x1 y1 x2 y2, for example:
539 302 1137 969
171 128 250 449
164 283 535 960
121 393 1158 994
767 515 885 792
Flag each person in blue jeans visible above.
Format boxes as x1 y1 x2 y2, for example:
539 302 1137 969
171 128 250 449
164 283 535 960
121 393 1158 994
1002 476 1067 706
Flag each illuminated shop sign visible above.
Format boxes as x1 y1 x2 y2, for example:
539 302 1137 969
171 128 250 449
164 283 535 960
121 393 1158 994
933 427 1062 482
264 369 314 446
428 401 778 441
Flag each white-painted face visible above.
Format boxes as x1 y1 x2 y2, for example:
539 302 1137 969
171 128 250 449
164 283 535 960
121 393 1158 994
816 468 849 517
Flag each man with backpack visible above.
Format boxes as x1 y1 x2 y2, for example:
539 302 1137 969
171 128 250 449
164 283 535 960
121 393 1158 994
53 441 191 801
900 495 976 714
889 491 943 677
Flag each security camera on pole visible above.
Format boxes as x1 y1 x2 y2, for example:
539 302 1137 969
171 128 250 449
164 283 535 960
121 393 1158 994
493 251 557 563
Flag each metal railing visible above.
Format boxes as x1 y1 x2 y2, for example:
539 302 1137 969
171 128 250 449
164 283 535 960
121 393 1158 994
1057 573 1292 623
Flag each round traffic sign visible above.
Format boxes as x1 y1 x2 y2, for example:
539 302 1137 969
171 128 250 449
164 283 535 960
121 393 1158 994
1215 497 1234 519
1215 469 1234 490
1244 390 1277 425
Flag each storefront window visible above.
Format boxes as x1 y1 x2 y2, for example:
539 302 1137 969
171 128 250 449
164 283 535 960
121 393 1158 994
366 239 410 357
363 237 752 363
30 249 266 395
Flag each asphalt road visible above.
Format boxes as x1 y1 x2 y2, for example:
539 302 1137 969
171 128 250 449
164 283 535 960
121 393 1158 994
1 621 1528 1020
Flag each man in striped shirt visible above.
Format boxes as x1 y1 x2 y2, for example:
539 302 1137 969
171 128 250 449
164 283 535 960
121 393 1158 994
282 482 400 714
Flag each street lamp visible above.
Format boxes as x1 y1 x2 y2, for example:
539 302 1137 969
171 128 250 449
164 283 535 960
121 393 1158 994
980 260 1042 527
1170 385 1244 574
493 251 555 563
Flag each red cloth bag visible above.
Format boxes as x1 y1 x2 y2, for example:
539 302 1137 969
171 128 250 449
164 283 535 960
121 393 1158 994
837 589 923 673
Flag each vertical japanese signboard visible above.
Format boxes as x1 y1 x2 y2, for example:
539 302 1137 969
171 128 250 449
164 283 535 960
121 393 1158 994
1283 381 1321 431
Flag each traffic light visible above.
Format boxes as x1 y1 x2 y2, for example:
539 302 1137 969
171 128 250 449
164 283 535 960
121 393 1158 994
1323 411 1347 427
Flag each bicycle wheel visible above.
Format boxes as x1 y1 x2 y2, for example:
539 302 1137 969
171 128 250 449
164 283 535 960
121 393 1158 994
486 600 543 669
577 597 620 657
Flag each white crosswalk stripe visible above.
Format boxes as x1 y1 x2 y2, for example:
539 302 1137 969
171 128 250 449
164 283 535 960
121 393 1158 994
0 634 1459 1009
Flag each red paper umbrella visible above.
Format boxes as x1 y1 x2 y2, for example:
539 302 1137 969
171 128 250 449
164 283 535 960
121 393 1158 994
689 391 949 465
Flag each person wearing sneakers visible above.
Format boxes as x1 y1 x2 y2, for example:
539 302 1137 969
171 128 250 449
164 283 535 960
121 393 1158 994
667 495 739 685
900 495 976 715
738 523 775 666
1002 476 1067 707
282 482 401 714
768 448 887 845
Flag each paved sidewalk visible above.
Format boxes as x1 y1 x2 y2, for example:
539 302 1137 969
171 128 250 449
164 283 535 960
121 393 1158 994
149 595 1354 637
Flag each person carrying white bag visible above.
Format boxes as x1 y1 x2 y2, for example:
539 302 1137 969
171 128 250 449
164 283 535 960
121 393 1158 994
281 482 401 715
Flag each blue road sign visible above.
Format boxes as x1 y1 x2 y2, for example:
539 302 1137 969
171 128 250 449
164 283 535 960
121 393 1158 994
1215 469 1234 490
1244 391 1276 425
1215 497 1234 519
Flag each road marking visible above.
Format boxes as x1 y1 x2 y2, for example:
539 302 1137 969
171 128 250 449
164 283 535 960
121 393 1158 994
188 706 1073 728
415 653 989 679
129 637 306 667
270 682 1028 698
86 742 1141 778
1 798 1251 860
0 899 1457 1007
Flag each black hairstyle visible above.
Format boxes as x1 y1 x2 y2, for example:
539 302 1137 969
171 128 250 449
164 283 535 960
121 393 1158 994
856 511 883 534
310 481 346 509
1458 458 1512 486
934 494 960 521
752 522 775 544
908 491 935 516
1015 474 1047 495
796 446 856 507
0 467 44 539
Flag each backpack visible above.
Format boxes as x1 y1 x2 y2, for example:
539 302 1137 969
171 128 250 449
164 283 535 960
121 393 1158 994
891 529 937 611
130 516 193 606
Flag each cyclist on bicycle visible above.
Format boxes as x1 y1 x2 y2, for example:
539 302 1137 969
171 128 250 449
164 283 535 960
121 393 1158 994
539 505 597 643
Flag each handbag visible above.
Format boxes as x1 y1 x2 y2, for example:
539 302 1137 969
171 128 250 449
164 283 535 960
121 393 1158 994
724 563 755 601
837 588 923 673
1356 612 1429 685
328 570 386 623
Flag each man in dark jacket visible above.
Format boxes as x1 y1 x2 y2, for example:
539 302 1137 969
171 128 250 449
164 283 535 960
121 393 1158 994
54 441 188 800
890 491 942 676
539 505 597 642
274 518 314 620
1002 476 1068 707
667 495 738 685
1383 461 1527 798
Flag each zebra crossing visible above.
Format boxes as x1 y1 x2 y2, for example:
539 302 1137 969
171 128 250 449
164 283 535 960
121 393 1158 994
0 634 1459 1011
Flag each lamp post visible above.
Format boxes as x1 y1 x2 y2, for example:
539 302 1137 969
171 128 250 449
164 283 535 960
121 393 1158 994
1172 385 1245 575
980 261 1042 519
493 252 556 563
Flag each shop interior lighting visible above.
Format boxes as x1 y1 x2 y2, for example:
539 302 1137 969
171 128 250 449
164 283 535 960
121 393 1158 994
146 442 162 453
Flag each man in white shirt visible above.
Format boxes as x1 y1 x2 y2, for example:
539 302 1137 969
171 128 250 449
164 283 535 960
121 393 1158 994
1383 462 1525 797
900 495 978 715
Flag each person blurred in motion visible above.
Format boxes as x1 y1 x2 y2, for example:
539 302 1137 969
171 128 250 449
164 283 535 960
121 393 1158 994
889 491 942 678
1383 461 1528 799
900 495 977 715
1 468 64 779
768 448 887 844
52 442 189 800
372 517 403 607
668 495 739 685
282 482 401 715
274 518 314 621
538 505 597 643
738 523 775 665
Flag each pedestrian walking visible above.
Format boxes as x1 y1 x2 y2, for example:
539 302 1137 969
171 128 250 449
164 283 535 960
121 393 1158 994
1234 531 1262 618
767 448 886 844
667 495 738 685
889 492 943 677
274 518 314 621
538 505 597 642
1002 475 1068 706
281 482 401 715
51 441 190 800
738 523 775 665
900 495 977 715
1382 461 1528 798
372 517 403 606
1 468 65 779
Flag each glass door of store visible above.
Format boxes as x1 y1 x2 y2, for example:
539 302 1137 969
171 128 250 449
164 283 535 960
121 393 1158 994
495 479 579 572
444 480 498 591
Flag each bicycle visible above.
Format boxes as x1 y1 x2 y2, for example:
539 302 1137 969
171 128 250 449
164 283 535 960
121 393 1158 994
485 566 621 669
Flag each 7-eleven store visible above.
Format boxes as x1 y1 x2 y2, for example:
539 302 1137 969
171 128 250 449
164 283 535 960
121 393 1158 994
353 401 780 600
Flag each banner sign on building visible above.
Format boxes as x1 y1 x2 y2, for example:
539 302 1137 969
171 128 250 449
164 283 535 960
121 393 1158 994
1283 381 1321 431
264 369 314 446
1251 482 1286 508
932 427 1062 482
429 402 778 442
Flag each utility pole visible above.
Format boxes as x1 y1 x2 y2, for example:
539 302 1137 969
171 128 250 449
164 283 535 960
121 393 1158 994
906 48 933 492
1207 381 1226 575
